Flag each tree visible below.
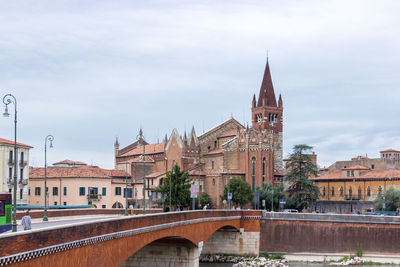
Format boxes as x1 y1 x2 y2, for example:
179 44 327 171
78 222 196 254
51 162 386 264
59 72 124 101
374 186 400 211
199 192 211 207
256 183 285 211
221 177 253 207
285 144 319 211
155 164 191 209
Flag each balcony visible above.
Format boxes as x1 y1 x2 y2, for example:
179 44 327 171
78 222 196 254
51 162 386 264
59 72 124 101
8 158 14 166
87 194 102 200
19 179 28 185
19 160 28 167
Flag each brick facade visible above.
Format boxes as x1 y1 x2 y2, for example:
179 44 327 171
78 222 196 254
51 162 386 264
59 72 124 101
114 60 283 208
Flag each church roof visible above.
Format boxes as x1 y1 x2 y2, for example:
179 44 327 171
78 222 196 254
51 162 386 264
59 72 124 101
257 60 277 107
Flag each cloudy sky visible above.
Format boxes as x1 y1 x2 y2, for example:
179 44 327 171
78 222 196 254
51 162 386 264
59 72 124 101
0 0 399 169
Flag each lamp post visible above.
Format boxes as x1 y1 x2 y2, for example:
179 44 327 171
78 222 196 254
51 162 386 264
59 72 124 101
169 170 172 211
136 129 146 215
2 94 18 232
124 159 132 216
43 135 54 222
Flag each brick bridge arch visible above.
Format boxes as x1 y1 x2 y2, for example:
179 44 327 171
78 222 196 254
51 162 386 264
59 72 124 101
1 211 253 267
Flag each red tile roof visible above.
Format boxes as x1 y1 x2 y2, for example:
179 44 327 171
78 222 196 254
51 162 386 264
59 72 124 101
146 172 166 179
205 148 223 155
312 170 400 181
0 137 32 148
342 165 370 170
120 143 165 157
132 156 155 163
29 165 129 179
380 149 400 153
218 129 237 138
188 169 208 176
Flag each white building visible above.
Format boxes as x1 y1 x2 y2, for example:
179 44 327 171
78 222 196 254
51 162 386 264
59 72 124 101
0 137 32 206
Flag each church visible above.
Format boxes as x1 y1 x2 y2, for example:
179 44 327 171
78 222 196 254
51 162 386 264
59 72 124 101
114 60 284 208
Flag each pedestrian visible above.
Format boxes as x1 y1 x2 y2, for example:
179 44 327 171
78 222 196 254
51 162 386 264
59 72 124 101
21 210 32 230
203 204 207 210
176 206 181 211
206 204 211 210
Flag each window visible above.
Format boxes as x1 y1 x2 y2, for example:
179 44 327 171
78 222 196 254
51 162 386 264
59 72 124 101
349 187 353 198
262 157 266 185
331 187 335 197
212 161 214 169
79 187 86 196
351 170 354 177
8 168 12 180
54 202 57 205
371 164 375 169
35 187 41 196
63 187 67 196
115 187 121 195
63 202 67 206
322 187 326 197
208 146 211 151
20 189 23 199
367 186 371 197
20 168 23 180
212 179 215 185
251 157 256 192
28 188 31 196
160 178 163 186
102 205 106 208
20 152 24 164
358 187 362 199
124 188 133 198
102 187 106 196
9 151 13 162
347 171 350 177
214 140 217 149
151 179 153 186
52 187 58 196
339 187 343 197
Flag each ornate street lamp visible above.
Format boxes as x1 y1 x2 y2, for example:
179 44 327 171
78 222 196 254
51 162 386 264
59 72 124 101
43 135 54 221
2 94 18 232
136 129 146 214
125 159 132 216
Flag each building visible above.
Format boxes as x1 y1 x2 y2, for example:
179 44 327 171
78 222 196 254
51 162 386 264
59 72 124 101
28 160 131 208
0 137 32 206
114 59 284 208
312 149 400 213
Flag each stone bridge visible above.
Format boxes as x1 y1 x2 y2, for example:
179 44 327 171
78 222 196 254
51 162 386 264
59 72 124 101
1 210 400 266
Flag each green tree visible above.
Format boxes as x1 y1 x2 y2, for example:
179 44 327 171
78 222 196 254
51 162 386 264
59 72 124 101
374 187 400 211
285 144 319 211
220 177 253 207
199 192 211 207
155 164 191 209
256 183 285 211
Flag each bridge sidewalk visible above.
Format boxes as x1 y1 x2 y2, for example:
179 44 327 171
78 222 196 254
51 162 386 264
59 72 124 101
285 253 400 264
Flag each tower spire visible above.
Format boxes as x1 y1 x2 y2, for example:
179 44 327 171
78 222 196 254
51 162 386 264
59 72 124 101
257 59 277 107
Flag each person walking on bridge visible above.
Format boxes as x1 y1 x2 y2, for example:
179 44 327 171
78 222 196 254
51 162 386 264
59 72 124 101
21 210 32 230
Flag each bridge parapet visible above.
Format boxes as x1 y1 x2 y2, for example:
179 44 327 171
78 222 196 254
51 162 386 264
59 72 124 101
0 210 261 266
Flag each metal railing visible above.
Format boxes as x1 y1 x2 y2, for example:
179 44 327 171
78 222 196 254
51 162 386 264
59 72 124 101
87 194 102 200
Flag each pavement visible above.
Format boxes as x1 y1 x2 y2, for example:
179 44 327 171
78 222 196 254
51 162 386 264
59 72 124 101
4 214 124 233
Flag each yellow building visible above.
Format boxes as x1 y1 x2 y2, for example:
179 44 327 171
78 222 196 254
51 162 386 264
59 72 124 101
312 165 400 213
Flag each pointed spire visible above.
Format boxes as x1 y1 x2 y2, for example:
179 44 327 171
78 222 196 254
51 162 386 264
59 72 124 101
252 94 256 108
257 59 277 107
189 125 198 147
278 93 283 108
114 136 119 147
164 133 168 143
139 128 143 139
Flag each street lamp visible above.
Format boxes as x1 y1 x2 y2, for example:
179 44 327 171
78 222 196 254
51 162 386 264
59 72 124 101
136 129 146 214
43 135 54 222
2 94 18 232
125 159 132 216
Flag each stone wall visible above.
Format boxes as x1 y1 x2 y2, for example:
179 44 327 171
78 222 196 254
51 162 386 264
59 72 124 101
260 212 400 254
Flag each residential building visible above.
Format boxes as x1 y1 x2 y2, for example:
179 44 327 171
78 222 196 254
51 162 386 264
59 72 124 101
28 160 131 209
312 149 400 213
0 137 32 206
114 59 284 208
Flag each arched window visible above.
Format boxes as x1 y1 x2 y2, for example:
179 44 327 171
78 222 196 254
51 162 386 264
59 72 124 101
322 187 326 197
358 187 362 199
367 186 371 197
262 157 266 185
378 186 382 194
331 187 335 197
349 187 353 199
339 187 344 197
251 157 256 192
